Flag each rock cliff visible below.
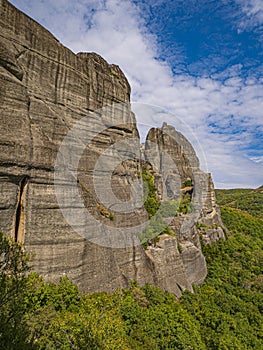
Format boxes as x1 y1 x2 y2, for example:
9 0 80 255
0 0 225 297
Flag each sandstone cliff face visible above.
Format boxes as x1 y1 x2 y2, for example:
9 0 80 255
0 0 151 293
143 122 226 288
0 0 225 297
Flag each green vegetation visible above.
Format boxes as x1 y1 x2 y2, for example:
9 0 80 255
80 181 114 220
178 192 193 214
109 71 119 79
142 170 160 218
139 169 194 247
178 179 193 214
158 200 179 217
183 179 193 188
215 186 263 219
0 232 32 348
139 170 177 248
0 241 204 349
181 205 263 349
139 221 176 249
79 181 93 198
1 187 262 349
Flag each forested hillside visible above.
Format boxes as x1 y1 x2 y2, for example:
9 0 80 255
215 186 263 219
1 188 262 349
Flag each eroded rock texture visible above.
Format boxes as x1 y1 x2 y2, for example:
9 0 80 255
0 0 225 297
143 122 227 288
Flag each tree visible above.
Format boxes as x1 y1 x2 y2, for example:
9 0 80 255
0 232 32 349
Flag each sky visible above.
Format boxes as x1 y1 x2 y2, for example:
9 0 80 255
9 0 263 188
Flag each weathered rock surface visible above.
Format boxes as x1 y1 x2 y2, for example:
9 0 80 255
145 234 193 296
143 122 227 287
0 0 151 293
0 0 225 297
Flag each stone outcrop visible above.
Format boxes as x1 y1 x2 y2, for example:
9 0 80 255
0 0 226 297
143 122 227 288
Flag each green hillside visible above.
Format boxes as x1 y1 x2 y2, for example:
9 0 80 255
215 186 263 219
0 189 262 349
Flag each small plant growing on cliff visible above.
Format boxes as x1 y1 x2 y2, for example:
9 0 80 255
139 169 180 248
177 242 183 253
159 200 179 217
178 193 193 214
183 179 193 188
79 181 93 198
109 71 119 79
142 170 160 218
97 203 114 220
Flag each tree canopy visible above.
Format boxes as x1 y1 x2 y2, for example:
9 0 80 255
0 188 262 349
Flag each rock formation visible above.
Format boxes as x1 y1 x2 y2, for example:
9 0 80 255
143 122 227 290
0 0 226 297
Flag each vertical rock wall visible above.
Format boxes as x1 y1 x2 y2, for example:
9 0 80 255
143 122 226 287
0 0 225 297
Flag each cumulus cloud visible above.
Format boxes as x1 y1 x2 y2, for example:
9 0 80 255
9 0 263 188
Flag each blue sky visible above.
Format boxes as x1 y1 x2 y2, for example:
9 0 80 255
9 0 263 188
138 0 262 75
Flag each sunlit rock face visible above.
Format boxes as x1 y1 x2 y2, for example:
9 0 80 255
0 0 225 297
143 123 227 291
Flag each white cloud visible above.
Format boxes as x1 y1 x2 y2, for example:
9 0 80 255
250 156 263 163
9 0 263 188
236 0 263 23
234 0 263 38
